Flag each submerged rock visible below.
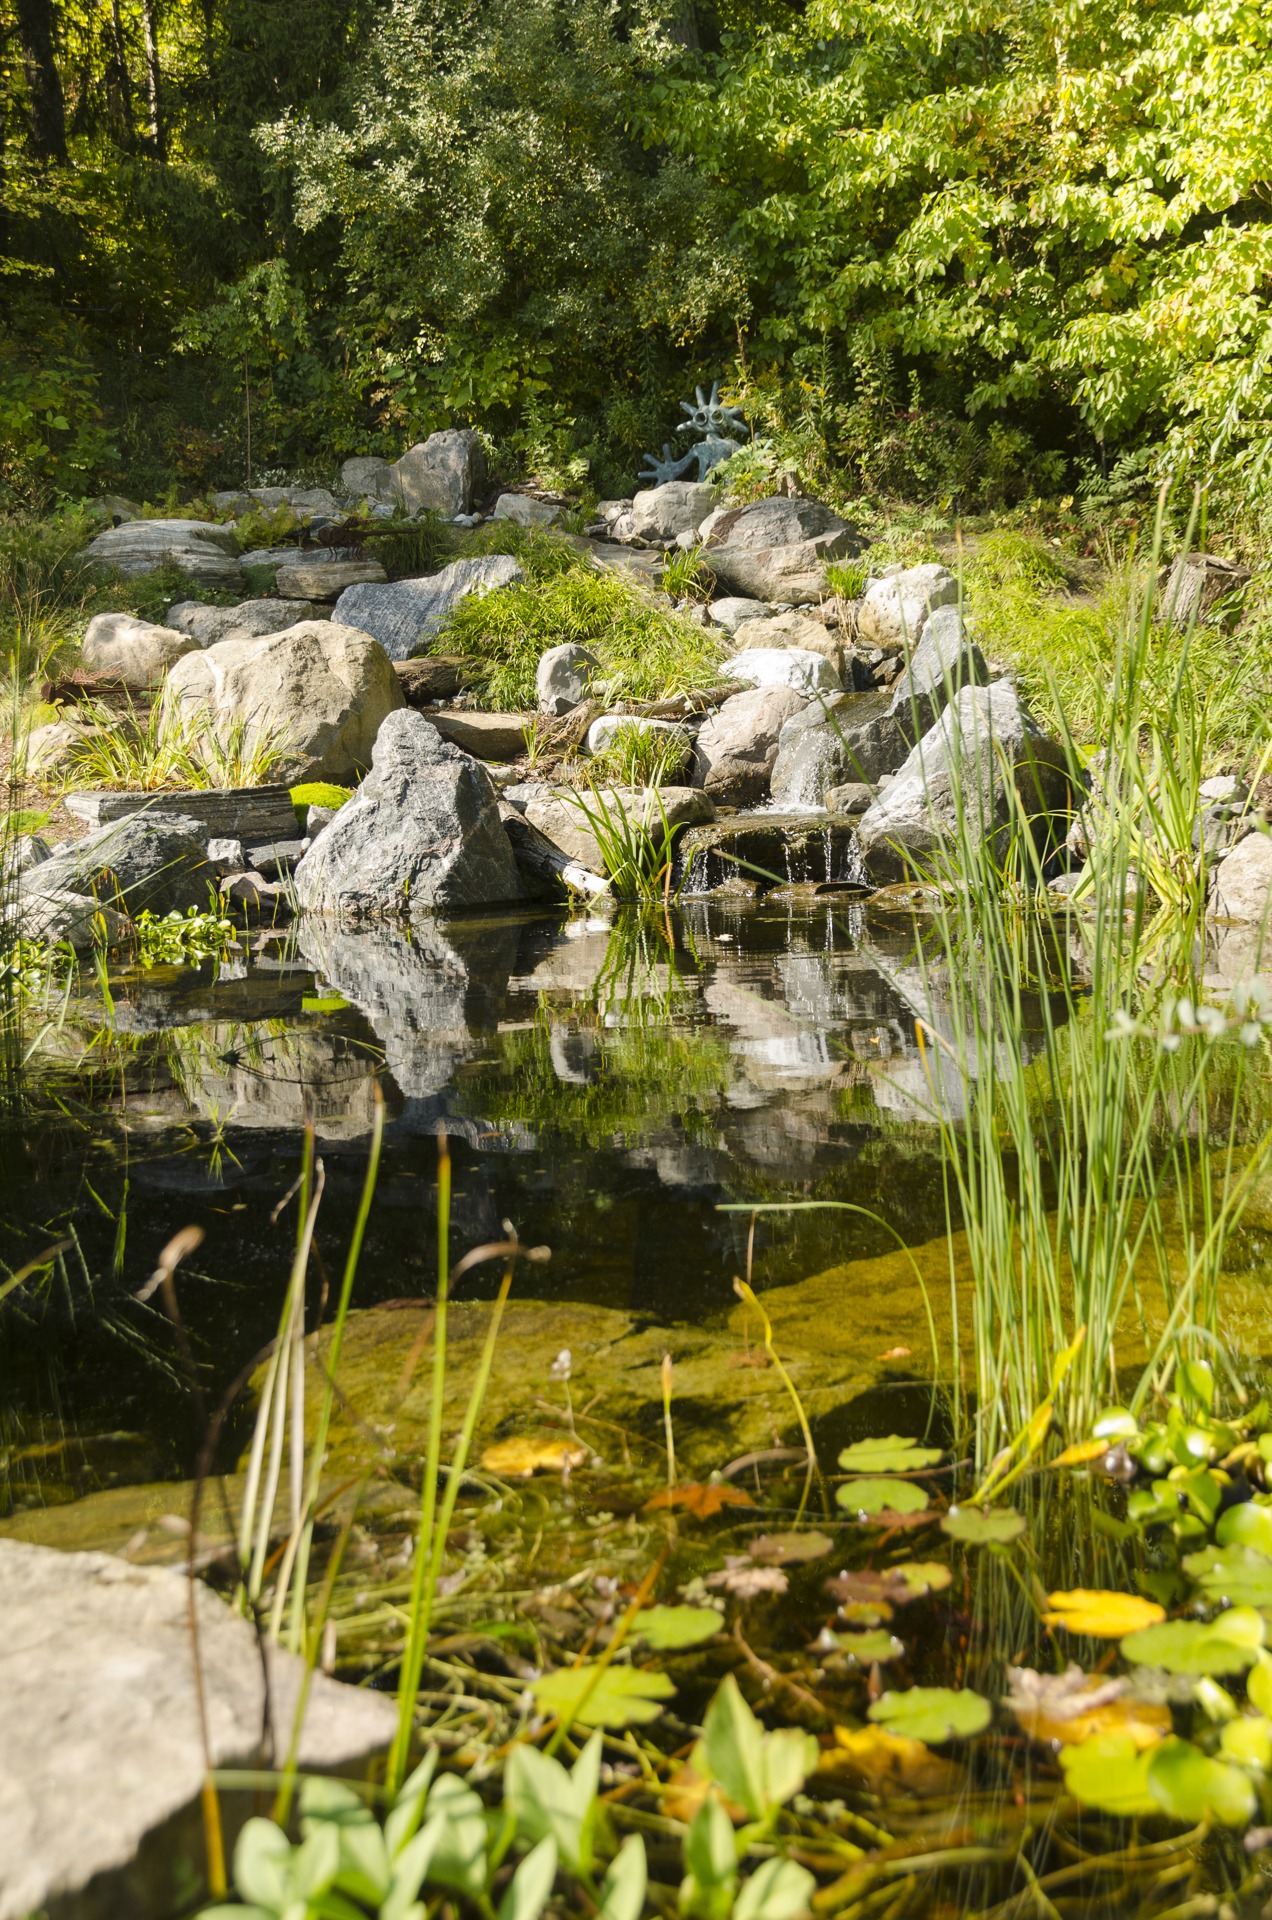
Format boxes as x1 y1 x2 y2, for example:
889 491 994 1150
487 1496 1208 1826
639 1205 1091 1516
0 1538 395 1920
294 708 524 918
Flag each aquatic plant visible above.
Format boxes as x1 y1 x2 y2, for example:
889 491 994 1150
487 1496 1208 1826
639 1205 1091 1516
557 783 681 902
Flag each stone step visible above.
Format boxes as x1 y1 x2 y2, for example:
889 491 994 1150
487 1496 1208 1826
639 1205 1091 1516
65 783 299 843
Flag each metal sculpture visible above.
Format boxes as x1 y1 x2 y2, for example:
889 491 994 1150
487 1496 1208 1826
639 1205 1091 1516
640 382 747 485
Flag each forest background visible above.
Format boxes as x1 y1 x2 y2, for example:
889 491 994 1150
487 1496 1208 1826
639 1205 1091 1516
2 0 1271 524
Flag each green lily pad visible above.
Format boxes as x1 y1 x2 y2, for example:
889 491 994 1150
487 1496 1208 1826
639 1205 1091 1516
828 1629 904 1664
632 1605 722 1650
1220 1715 1272 1769
941 1506 1026 1546
837 1436 943 1474
837 1478 930 1518
1147 1737 1256 1826
1216 1502 1272 1558
1121 1605 1265 1675
1181 1544 1272 1607
868 1686 991 1743
532 1663 675 1728
1060 1735 1157 1816
748 1531 835 1565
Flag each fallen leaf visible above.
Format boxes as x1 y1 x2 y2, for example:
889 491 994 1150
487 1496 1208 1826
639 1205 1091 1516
827 1562 953 1609
1042 1589 1167 1638
729 1350 772 1369
662 1763 710 1824
645 1483 755 1519
877 1347 912 1361
480 1436 589 1478
827 1724 960 1797
749 1530 835 1565
632 1604 722 1649
532 1662 674 1728
1050 1439 1113 1469
1005 1665 1170 1750
706 1558 789 1599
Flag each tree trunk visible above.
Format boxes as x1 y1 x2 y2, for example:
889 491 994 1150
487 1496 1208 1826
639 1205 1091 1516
139 0 164 158
109 0 136 143
14 0 68 163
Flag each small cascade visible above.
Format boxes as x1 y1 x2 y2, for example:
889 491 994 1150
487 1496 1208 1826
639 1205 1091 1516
678 810 868 895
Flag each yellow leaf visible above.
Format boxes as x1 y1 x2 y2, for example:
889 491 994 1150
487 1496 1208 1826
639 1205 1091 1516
827 1725 960 1798
1050 1439 1112 1469
1013 1696 1171 1749
1050 1325 1087 1393
644 1483 755 1518
1042 1589 1167 1638
480 1436 589 1478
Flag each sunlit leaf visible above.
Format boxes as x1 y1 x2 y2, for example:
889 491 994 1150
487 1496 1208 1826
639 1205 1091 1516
532 1663 674 1728
1216 1503 1272 1558
1060 1735 1157 1815
597 1835 647 1920
733 1857 817 1920
868 1686 992 1743
836 1435 943 1473
1181 1543 1272 1607
480 1437 589 1478
1042 1589 1166 1637
632 1605 722 1650
1147 1737 1256 1826
644 1483 755 1519
1120 1606 1264 1675
1051 1439 1113 1468
837 1477 930 1518
748 1530 834 1565
1221 1715 1272 1770
941 1505 1025 1545
825 1629 904 1664
828 1725 960 1797
497 1836 558 1920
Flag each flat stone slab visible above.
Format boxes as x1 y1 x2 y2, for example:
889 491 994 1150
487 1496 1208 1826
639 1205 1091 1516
428 710 530 760
0 1538 396 1920
65 785 300 843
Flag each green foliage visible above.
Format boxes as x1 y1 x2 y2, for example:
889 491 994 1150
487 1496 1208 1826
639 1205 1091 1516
868 1687 992 1744
62 700 293 791
291 783 353 815
134 907 236 967
587 724 691 791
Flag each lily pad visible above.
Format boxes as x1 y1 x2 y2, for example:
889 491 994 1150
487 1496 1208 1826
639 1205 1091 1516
827 1561 952 1609
1121 1606 1264 1675
1182 1542 1272 1607
941 1506 1026 1546
1146 1737 1256 1826
837 1478 930 1518
532 1663 675 1728
748 1531 835 1565
1060 1735 1157 1815
632 1605 722 1650
836 1436 944 1474
1220 1715 1272 1769
1042 1589 1167 1638
868 1686 992 1743
827 1629 904 1664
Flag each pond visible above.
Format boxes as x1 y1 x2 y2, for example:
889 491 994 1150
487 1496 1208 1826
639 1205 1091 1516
6 899 1272 1917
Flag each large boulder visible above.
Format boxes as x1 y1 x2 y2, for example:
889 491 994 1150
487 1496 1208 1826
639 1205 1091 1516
630 482 716 543
84 519 243 590
391 429 487 516
162 622 404 783
705 534 856 606
858 564 958 649
293 709 523 918
537 642 599 716
335 554 523 661
1210 832 1272 924
80 612 198 687
492 493 562 528
10 888 131 951
341 455 396 503
856 682 1072 882
708 596 772 632
703 494 856 553
887 604 989 744
719 646 841 697
168 598 330 646
20 813 211 917
275 558 386 602
525 786 714 874
692 685 808 804
769 691 904 809
733 610 841 668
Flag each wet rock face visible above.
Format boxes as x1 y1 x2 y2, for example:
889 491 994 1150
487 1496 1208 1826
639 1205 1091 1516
294 708 524 919
856 681 1072 883
679 811 867 893
334 554 523 661
0 1538 395 1920
692 685 808 804
770 691 904 808
162 621 405 782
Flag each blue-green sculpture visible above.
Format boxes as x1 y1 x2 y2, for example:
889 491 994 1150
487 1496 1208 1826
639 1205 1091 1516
641 382 747 485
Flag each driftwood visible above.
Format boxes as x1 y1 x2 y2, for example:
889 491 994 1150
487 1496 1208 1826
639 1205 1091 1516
500 804 610 900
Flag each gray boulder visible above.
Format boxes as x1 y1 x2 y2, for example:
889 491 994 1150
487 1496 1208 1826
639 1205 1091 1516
168 598 330 646
586 715 692 767
1161 552 1251 630
162 622 404 782
275 558 386 602
705 531 857 605
733 610 841 668
703 494 857 553
294 709 523 918
10 888 131 951
84 519 243 591
392 430 487 516
692 685 807 804
536 642 599 716
708 596 772 632
18 719 93 779
770 691 905 808
1210 832 1272 924
335 554 523 661
630 482 716 543
21 813 211 917
720 646 841 697
492 493 562 528
856 681 1072 882
887 604 989 744
525 785 714 874
341 455 396 503
0 1538 395 1920
858 564 958 649
81 612 198 687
